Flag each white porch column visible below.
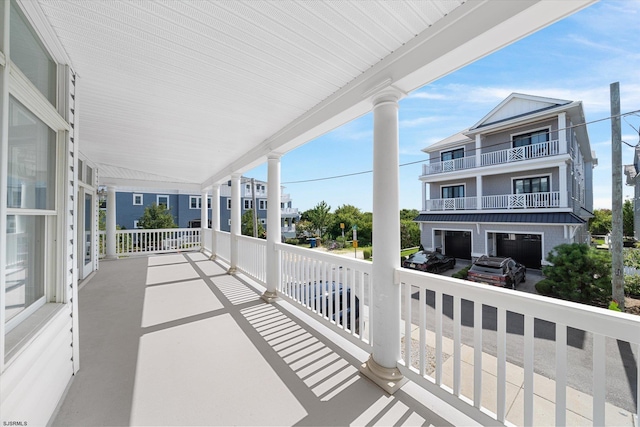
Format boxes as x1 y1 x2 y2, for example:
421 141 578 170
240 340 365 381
476 175 483 209
263 154 282 303
558 112 567 154
360 88 407 394
559 162 568 208
228 174 241 274
210 184 220 259
422 181 427 211
105 186 117 259
200 189 209 253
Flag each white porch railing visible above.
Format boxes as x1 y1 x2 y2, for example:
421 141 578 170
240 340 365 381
425 197 478 211
482 191 561 209
423 155 477 175
236 235 267 284
277 242 372 348
481 140 560 167
281 207 299 215
216 231 231 263
98 228 200 257
98 228 640 426
397 268 640 426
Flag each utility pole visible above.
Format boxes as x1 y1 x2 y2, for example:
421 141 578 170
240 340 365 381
251 178 258 238
611 82 625 310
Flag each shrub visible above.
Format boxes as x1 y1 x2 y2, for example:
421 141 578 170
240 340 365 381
284 238 299 245
452 265 471 279
625 274 640 297
363 248 372 260
541 243 612 306
535 279 554 296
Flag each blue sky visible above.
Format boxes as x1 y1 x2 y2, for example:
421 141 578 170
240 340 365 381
247 0 640 213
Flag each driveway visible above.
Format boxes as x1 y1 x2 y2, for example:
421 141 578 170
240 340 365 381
440 259 545 295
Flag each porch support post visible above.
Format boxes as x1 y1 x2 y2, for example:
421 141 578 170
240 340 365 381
476 175 483 209
558 112 567 154
105 186 117 259
210 184 220 260
263 154 282 303
360 88 407 394
422 182 427 211
200 189 208 252
228 174 241 274
559 162 568 208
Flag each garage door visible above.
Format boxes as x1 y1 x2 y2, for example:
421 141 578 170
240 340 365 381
444 231 471 260
496 233 542 268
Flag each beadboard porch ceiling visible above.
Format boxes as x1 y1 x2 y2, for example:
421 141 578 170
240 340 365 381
26 0 595 188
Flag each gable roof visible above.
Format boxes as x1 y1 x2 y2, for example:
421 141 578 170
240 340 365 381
469 93 572 131
422 129 472 153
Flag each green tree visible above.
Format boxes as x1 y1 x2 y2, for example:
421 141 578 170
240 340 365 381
588 209 612 235
623 199 634 237
536 243 611 306
400 208 419 221
400 219 420 249
303 201 332 237
241 209 265 238
137 203 177 229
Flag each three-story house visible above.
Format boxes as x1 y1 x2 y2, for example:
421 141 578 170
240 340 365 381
415 93 597 268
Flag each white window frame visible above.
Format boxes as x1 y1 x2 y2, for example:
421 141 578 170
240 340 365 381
226 198 231 210
157 195 169 208
207 197 212 209
510 174 553 195
244 199 253 210
189 196 201 209
259 199 267 210
133 193 143 205
228 219 232 226
133 220 141 229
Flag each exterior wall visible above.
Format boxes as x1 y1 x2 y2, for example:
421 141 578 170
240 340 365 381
427 140 475 161
429 177 477 198
479 118 559 155
1 7 79 423
482 167 559 196
115 191 274 232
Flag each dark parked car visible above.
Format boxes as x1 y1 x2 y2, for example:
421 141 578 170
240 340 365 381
402 250 456 273
302 282 359 334
467 255 526 289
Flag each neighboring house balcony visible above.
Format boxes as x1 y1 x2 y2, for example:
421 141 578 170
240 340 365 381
424 191 562 211
281 207 299 216
421 140 562 176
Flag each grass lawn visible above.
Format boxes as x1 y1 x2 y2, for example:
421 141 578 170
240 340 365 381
401 247 420 258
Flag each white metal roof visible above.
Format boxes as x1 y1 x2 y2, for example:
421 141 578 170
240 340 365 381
23 0 596 188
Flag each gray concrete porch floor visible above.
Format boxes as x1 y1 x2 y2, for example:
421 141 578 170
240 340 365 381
52 252 476 427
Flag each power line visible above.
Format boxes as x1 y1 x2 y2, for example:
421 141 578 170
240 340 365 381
282 108 640 185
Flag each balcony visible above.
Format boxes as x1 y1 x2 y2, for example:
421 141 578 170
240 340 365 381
63 230 639 426
425 192 561 211
281 207 299 216
422 140 562 176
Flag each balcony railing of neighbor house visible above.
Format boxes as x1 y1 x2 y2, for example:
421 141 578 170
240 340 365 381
481 140 560 167
98 228 201 257
425 197 478 211
422 140 561 176
423 155 477 175
424 192 561 211
396 268 639 426
281 207 299 215
482 191 561 209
